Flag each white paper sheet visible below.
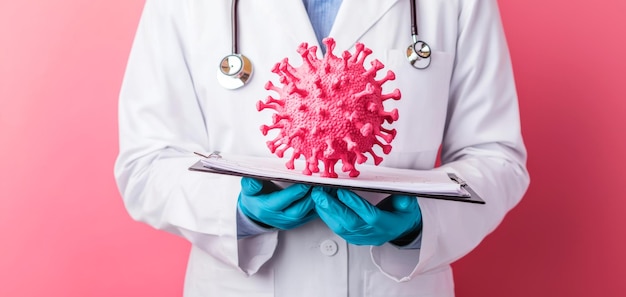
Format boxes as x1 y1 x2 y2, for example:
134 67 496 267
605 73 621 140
196 153 470 197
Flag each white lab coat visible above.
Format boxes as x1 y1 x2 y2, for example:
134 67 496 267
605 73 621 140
115 0 529 296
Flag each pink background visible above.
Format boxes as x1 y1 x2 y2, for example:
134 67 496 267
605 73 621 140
1 0 625 296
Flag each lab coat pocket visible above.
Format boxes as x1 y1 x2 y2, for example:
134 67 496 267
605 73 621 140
184 246 275 297
380 50 454 154
363 267 454 297
191 266 274 297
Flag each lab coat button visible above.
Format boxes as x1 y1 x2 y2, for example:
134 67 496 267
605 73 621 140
320 239 338 256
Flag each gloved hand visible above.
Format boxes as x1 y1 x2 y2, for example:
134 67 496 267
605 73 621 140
238 177 317 230
311 187 422 246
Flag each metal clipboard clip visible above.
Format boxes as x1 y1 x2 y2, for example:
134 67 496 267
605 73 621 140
448 173 468 187
194 151 222 159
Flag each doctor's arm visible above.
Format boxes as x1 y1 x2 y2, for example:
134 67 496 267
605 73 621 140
114 0 277 276
369 0 529 281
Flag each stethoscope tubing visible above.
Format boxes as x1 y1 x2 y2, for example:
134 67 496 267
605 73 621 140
232 0 239 54
410 0 419 39
217 0 431 89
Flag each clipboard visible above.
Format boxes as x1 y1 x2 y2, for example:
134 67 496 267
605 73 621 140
188 152 485 204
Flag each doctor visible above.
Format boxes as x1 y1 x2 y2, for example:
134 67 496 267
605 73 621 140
115 0 529 296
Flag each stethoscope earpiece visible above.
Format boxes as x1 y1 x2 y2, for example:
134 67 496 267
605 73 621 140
406 40 431 69
217 53 253 90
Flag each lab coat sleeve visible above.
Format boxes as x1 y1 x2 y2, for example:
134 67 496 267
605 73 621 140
370 0 529 281
114 0 277 276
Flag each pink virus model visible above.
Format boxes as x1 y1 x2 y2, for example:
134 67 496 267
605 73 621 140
257 37 401 178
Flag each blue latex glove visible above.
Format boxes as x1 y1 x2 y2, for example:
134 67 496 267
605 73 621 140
238 177 317 230
311 187 422 246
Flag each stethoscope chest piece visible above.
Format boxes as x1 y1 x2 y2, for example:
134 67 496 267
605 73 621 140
217 54 253 90
406 40 431 69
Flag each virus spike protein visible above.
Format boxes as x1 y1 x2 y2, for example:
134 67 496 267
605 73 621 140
257 37 401 178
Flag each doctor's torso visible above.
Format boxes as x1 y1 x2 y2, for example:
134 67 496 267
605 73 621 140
177 0 460 172
146 1 472 296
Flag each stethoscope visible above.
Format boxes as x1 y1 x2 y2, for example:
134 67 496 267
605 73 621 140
217 0 431 90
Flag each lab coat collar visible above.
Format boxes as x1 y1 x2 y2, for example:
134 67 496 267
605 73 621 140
260 0 400 54
330 0 401 52
257 1 318 51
